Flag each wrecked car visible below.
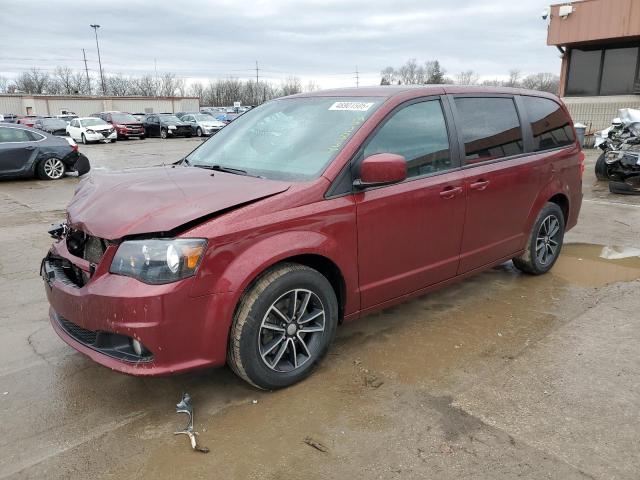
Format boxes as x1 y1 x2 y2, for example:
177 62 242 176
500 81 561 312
42 86 582 389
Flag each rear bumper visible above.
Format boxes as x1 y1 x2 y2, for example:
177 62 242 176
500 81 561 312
42 243 235 376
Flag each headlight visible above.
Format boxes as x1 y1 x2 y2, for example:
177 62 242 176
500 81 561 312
110 239 206 284
605 151 621 164
86 129 95 134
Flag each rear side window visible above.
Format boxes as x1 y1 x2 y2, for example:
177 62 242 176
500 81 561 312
363 100 451 178
521 96 575 151
454 97 524 163
0 127 32 143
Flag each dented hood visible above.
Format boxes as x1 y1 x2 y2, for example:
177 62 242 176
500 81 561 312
67 166 290 239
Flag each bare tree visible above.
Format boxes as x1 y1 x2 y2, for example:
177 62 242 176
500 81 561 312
54 66 76 94
106 74 134 96
0 76 8 93
504 69 522 88
304 80 319 92
13 68 51 94
398 59 425 84
380 67 396 85
189 82 205 103
455 70 479 85
133 74 157 96
281 76 302 96
425 60 446 84
522 72 560 94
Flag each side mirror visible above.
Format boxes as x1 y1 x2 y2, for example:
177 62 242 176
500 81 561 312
354 153 407 189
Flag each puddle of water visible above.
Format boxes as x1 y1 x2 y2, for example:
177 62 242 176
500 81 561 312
552 243 640 287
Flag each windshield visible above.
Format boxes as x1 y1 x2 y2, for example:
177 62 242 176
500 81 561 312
43 119 67 128
82 118 108 127
186 97 382 181
111 113 138 123
160 115 182 123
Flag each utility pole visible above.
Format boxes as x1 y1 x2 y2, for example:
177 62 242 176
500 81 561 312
90 24 106 95
154 58 159 96
82 48 90 94
355 65 359 88
255 60 259 85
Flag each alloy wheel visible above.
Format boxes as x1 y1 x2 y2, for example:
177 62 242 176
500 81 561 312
536 214 561 265
258 289 326 373
43 158 65 179
160 129 167 139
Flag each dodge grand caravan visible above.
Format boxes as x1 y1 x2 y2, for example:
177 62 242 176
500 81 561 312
42 86 583 389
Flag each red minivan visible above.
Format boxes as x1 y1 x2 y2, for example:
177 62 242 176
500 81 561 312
42 86 583 389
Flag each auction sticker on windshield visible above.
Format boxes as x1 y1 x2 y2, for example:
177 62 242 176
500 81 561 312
329 102 374 111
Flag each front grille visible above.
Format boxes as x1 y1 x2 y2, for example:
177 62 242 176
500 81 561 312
45 256 87 288
66 229 107 265
59 316 98 345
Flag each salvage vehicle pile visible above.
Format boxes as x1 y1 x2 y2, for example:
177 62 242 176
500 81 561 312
594 108 640 195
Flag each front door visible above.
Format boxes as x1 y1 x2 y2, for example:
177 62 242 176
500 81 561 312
355 99 466 309
450 96 541 273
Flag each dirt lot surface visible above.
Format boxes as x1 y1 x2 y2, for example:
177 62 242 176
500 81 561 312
1 140 639 479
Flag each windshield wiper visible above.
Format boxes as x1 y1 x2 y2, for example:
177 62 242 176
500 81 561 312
181 157 191 166
193 164 248 176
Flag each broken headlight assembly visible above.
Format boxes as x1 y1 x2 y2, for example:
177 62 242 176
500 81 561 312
109 239 206 284
605 151 622 164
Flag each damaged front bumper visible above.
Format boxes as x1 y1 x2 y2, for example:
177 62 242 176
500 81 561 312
42 236 234 375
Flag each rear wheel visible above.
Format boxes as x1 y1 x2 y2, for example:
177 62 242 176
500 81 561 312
228 263 338 390
595 153 609 181
512 202 565 275
37 157 66 180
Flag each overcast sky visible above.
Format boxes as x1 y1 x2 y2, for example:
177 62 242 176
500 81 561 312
0 0 559 89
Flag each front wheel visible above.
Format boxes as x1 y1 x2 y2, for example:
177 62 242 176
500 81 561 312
160 128 167 139
37 157 66 180
228 263 338 390
512 202 565 275
196 127 202 137
81 133 88 145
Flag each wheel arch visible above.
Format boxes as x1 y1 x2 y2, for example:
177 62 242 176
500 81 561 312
548 192 569 223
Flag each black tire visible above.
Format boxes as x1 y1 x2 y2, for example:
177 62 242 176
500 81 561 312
139 135 146 140
196 127 203 137
160 128 167 139
36 157 66 180
595 153 609 181
512 202 565 275
81 133 88 145
228 263 339 390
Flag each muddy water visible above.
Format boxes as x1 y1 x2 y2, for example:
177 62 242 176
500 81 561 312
552 243 640 287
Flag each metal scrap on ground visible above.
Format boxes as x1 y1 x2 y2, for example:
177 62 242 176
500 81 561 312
174 393 210 453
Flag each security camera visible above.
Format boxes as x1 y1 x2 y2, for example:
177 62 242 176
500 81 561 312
541 8 550 20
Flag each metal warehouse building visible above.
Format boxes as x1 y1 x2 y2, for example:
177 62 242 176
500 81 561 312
0 94 199 117
547 0 640 130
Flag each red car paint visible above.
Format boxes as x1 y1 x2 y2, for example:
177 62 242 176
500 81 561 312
43 86 582 375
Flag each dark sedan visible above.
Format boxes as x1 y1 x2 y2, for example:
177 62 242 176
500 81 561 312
0 123 90 180
34 118 69 136
143 114 192 139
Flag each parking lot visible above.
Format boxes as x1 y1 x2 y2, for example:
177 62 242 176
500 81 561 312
1 139 639 479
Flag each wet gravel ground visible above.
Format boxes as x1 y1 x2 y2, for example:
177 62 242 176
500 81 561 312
1 141 639 479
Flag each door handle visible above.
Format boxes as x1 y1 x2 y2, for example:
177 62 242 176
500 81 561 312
439 186 463 199
25 146 36 150
469 179 490 191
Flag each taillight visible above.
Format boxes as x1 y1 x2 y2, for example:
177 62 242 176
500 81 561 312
72 143 79 152
578 151 585 177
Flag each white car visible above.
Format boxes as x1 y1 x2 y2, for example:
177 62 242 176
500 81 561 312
66 117 117 144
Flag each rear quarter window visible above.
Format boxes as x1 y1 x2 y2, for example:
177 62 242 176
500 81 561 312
521 96 575 151
453 97 524 164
